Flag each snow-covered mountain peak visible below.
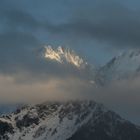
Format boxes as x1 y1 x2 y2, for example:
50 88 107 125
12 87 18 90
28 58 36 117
44 45 87 69
107 49 140 72
98 49 140 84
0 100 140 140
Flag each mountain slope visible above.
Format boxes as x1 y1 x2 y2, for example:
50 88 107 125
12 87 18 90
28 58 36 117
0 101 140 140
97 49 140 85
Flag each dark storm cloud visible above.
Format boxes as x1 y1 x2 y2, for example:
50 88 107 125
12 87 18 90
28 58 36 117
0 8 52 78
0 31 41 74
0 8 93 82
2 0 140 49
46 1 140 48
8 0 140 49
0 9 52 32
0 7 41 75
0 10 37 30
0 0 140 79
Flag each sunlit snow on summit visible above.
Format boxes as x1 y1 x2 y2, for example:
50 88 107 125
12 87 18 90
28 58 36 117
44 45 87 68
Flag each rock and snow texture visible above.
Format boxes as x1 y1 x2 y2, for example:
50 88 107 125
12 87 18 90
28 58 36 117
0 101 140 140
44 45 87 69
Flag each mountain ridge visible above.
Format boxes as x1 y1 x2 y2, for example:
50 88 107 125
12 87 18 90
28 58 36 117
43 46 140 85
98 49 140 84
0 100 140 140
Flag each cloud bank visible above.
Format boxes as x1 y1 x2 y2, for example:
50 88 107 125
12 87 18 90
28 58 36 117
0 70 140 124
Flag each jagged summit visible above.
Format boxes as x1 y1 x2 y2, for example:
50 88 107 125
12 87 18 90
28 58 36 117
44 45 88 69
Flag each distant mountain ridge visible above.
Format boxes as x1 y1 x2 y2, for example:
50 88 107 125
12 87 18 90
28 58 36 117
43 46 140 85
